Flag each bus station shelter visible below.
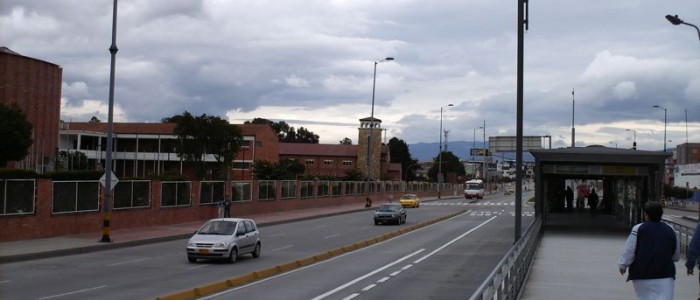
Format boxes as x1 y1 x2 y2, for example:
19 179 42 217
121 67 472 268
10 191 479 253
530 146 671 227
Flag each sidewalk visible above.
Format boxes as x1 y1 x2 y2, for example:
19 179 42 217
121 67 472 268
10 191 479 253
519 212 699 300
0 202 374 263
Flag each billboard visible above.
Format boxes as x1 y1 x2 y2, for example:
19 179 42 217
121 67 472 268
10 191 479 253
470 148 490 156
489 136 543 153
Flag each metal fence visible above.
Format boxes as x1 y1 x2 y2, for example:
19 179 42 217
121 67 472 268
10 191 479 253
469 217 542 300
663 219 695 256
200 181 225 205
0 179 35 216
160 181 191 207
114 180 151 209
52 181 100 214
468 218 695 300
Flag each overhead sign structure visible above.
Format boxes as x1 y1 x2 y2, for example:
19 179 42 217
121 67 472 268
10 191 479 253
99 171 119 191
489 136 544 153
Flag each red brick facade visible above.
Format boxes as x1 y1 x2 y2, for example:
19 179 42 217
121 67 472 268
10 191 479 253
0 179 437 242
0 47 62 171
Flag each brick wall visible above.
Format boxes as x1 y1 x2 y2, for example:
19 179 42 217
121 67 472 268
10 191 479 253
0 179 438 242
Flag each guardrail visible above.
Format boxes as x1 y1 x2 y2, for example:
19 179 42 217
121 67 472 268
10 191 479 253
468 217 694 300
468 217 542 300
662 219 695 255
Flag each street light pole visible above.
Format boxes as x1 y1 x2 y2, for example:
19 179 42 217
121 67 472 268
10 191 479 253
366 57 393 201
666 15 700 42
625 129 637 150
100 0 119 243
437 104 453 199
653 105 667 152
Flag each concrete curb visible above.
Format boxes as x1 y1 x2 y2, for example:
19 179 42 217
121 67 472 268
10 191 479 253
155 209 468 300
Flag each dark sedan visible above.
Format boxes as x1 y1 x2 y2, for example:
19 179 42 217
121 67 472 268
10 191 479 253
373 203 407 225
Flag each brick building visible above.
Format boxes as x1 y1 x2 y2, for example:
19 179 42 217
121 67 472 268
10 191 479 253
0 47 62 171
59 118 402 180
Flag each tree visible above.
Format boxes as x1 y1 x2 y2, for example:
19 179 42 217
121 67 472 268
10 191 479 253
89 116 101 123
166 111 243 179
0 103 33 166
427 151 465 183
251 159 305 180
339 137 352 145
245 118 319 143
388 137 417 181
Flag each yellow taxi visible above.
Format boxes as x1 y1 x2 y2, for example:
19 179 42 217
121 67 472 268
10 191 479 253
399 194 420 208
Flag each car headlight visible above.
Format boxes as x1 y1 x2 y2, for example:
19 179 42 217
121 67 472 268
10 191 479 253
214 241 229 249
187 241 196 248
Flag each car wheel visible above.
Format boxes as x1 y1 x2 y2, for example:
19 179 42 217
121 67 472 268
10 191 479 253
252 242 261 258
374 220 379 225
228 248 238 264
187 257 197 263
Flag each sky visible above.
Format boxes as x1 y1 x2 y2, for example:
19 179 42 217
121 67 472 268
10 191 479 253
2 0 699 153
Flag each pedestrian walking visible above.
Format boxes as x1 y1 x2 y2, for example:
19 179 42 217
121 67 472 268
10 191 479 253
685 222 700 300
217 197 224 218
618 201 680 300
223 195 231 218
588 188 599 217
565 186 574 213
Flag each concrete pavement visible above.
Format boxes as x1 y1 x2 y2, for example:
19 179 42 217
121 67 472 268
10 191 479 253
519 212 699 300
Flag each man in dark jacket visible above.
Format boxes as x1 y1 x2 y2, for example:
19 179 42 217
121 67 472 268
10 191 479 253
618 201 680 300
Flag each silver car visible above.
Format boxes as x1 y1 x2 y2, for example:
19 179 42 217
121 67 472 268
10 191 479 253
186 218 261 263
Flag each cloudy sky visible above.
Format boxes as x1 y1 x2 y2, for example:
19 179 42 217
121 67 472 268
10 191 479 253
2 0 698 152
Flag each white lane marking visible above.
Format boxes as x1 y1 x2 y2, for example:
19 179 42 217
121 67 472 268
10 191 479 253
310 249 425 300
38 285 106 299
324 234 340 239
401 264 413 270
342 294 360 300
389 270 401 276
272 245 294 251
413 216 497 264
0 280 11 284
267 233 286 238
106 258 149 267
377 277 390 283
188 264 209 270
361 284 376 292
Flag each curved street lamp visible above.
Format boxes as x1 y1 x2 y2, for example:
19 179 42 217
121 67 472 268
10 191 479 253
665 15 700 42
437 103 454 199
366 57 394 201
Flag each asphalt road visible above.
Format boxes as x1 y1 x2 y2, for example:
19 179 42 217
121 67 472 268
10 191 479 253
0 191 534 300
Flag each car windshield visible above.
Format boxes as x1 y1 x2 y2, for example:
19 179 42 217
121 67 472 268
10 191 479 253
466 183 483 189
378 205 400 212
401 195 416 199
198 221 237 235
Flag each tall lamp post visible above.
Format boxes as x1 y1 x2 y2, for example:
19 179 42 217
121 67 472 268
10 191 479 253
625 129 637 150
100 0 119 243
366 57 394 201
652 105 667 152
666 14 698 219
437 104 454 199
666 15 700 42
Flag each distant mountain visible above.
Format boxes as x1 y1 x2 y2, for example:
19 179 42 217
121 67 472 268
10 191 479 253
408 141 535 162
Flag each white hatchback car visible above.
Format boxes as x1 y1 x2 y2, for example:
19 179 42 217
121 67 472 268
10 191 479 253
186 218 261 263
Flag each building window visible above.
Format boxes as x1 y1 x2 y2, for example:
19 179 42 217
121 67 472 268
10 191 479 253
241 140 251 148
305 159 315 165
342 160 353 166
323 160 333 165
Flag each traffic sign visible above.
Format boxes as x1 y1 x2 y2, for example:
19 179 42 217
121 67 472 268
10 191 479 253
99 171 119 191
